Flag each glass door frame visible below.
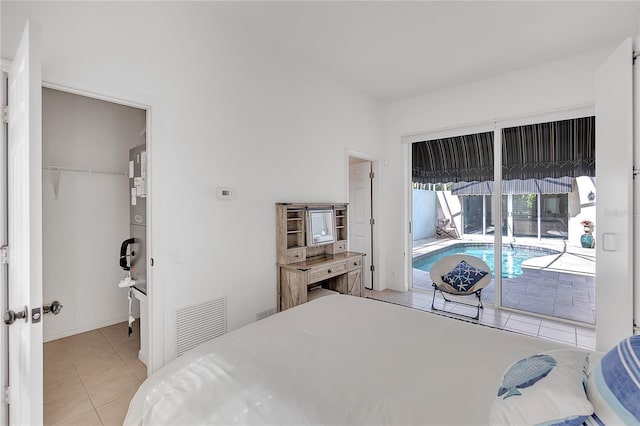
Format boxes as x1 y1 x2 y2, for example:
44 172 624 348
405 105 595 317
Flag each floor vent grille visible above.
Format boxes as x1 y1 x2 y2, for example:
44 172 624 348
176 296 226 356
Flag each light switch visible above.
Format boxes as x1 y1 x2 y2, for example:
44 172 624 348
602 233 617 252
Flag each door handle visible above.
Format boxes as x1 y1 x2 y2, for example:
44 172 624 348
43 301 63 315
3 306 28 325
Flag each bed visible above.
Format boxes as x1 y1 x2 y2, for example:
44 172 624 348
124 295 638 425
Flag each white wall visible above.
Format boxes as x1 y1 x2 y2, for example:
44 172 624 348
42 88 145 341
1 3 383 367
412 189 436 240
380 48 613 292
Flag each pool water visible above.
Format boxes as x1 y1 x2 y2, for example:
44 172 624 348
412 244 559 278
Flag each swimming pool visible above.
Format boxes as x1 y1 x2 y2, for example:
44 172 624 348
412 243 560 278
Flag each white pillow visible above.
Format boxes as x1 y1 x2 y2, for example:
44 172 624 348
489 349 592 426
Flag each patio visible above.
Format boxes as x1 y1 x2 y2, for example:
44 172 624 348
412 235 596 325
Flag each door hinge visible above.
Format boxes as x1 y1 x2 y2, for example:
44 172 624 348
0 245 8 264
369 218 375 225
2 105 7 124
3 386 9 405
370 265 375 272
369 172 374 179
634 166 639 179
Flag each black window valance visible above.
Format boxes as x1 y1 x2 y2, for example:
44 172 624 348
412 116 595 185
412 131 494 184
502 116 595 180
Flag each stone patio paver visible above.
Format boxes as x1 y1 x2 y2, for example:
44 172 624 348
412 236 596 325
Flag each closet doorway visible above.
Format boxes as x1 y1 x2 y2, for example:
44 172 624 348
41 87 151 423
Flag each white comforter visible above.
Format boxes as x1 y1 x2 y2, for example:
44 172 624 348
125 295 579 425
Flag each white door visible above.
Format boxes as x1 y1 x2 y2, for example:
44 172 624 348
1 70 9 426
594 37 634 351
5 21 43 425
349 160 373 289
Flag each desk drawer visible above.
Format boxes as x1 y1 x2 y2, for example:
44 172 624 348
286 248 306 263
348 256 363 271
308 261 347 283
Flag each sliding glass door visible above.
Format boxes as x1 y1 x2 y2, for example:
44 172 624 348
410 115 596 325
411 132 495 306
500 117 596 324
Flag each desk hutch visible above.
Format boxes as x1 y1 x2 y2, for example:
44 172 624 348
276 203 365 311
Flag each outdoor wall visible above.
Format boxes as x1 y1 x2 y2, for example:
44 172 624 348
412 189 436 240
568 177 597 245
42 88 145 341
2 3 383 369
380 47 613 292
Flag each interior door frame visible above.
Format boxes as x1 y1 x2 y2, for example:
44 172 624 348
40 81 160 372
346 149 379 291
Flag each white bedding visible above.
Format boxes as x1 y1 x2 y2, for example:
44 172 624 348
125 295 585 425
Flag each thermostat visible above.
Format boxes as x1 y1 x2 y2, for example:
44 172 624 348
217 187 235 200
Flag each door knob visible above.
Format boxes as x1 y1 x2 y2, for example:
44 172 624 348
3 306 28 325
43 301 63 315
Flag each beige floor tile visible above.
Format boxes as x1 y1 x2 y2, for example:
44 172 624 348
44 371 85 404
44 390 94 425
62 330 105 346
68 347 119 369
115 346 141 364
127 357 146 371
44 357 77 382
86 373 141 408
107 335 140 353
131 363 148 381
96 394 134 426
53 409 102 426
105 333 134 347
44 340 67 358
65 339 112 355
77 358 132 388
101 323 137 336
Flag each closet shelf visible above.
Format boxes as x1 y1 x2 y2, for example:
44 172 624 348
43 165 127 176
43 165 128 200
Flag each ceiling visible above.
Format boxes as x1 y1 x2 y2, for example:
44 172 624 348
213 1 639 102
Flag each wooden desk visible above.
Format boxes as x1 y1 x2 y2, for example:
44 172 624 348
278 252 365 311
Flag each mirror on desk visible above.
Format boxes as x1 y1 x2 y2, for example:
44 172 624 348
307 209 335 246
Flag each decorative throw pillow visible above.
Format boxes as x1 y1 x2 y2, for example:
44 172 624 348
441 260 488 291
584 335 640 425
489 349 593 426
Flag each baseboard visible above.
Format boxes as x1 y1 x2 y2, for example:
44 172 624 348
43 316 140 342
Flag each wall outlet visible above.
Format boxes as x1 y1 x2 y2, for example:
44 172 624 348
256 307 277 321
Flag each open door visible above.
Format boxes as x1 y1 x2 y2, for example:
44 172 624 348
349 159 373 289
4 21 43 425
595 38 634 351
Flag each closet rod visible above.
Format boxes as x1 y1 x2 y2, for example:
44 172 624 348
43 166 127 176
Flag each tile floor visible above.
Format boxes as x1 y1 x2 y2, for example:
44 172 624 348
366 288 596 350
43 321 146 425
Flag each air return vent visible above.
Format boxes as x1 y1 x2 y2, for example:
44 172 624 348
176 296 226 356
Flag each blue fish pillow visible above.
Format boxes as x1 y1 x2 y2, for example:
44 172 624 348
489 349 593 425
441 260 488 292
584 335 640 425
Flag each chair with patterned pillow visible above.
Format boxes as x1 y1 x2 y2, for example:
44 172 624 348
429 254 492 320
